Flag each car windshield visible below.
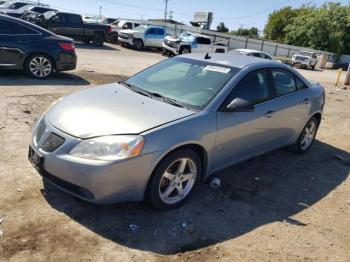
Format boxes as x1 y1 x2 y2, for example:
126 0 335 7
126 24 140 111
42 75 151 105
125 57 239 110
298 52 313 57
43 10 55 19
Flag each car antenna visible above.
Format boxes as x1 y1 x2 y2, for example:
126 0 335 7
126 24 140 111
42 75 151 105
204 53 211 59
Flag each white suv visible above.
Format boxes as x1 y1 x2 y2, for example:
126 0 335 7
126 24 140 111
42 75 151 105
291 51 317 70
109 20 140 43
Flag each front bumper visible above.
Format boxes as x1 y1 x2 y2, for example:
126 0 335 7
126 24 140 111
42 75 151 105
118 37 133 46
29 118 164 204
162 43 179 55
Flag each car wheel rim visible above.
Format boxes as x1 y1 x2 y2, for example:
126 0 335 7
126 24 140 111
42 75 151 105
29 57 52 78
159 158 197 205
300 121 316 150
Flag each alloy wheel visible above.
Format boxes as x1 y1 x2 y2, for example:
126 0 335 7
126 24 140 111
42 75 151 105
29 56 52 78
158 158 197 205
300 121 316 151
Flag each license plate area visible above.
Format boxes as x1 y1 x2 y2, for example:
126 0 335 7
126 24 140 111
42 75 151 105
28 146 44 172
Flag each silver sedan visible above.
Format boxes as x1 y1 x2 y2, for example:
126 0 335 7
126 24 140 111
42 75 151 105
28 53 325 209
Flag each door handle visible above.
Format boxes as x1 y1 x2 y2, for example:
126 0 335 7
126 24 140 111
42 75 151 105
265 110 275 118
303 98 310 105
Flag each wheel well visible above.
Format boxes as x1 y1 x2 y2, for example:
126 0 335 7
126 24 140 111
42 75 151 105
24 52 56 70
312 112 322 124
180 45 191 51
134 38 144 45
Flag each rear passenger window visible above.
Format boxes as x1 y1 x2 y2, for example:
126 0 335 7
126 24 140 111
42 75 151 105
272 70 296 97
295 77 307 90
0 18 38 34
230 70 270 105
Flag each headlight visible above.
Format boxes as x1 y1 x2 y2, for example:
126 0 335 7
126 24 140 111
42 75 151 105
70 135 145 161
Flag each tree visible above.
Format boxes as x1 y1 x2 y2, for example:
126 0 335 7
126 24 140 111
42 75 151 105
217 22 229 33
263 6 299 42
231 27 259 39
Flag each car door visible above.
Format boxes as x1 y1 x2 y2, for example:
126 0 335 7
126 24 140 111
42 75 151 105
196 37 212 53
0 17 39 67
265 68 313 149
144 28 165 47
215 69 276 168
47 13 67 36
65 14 84 37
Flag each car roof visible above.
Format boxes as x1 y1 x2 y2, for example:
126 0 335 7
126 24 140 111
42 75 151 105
180 53 280 68
0 13 53 34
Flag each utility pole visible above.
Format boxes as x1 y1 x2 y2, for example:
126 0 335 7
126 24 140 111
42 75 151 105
164 0 169 21
99 5 102 19
169 11 173 21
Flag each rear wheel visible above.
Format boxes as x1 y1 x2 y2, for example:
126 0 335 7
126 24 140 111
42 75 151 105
92 33 104 46
25 54 54 79
292 117 319 154
146 149 202 210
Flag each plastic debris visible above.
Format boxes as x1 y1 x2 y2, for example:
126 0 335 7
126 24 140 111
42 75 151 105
16 188 22 192
209 177 221 189
254 177 260 181
0 218 4 225
181 222 187 228
128 224 140 232
0 230 2 237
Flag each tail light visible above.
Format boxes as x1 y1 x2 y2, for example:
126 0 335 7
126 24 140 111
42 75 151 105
58 42 75 51
108 26 112 33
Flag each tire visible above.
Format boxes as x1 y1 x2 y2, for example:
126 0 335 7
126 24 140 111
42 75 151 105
133 39 143 50
92 33 104 46
291 117 319 154
311 65 316 70
180 47 190 55
24 54 55 79
146 149 202 210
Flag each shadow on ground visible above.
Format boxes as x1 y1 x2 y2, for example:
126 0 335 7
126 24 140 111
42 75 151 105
43 140 349 255
75 43 120 51
0 70 90 86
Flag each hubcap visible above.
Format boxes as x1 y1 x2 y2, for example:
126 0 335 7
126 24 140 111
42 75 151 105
159 158 197 205
300 121 316 150
29 57 52 78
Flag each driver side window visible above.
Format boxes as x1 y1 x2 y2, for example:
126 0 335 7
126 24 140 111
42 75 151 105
230 70 270 105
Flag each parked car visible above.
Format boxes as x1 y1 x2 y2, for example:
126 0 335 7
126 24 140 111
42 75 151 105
4 4 54 18
230 49 274 60
28 53 325 209
291 51 318 70
0 0 7 5
101 17 117 25
118 25 166 50
0 0 35 10
0 14 77 78
23 11 112 46
108 19 140 43
163 31 228 55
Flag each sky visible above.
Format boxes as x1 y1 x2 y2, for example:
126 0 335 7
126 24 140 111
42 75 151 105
40 0 349 32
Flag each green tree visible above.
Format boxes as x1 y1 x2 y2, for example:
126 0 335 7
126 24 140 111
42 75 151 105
217 22 229 33
263 6 298 42
231 27 259 39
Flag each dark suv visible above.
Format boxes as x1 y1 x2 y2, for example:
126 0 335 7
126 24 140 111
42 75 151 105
0 15 77 78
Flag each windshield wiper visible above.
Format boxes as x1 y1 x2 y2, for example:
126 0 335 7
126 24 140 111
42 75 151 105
121 82 152 97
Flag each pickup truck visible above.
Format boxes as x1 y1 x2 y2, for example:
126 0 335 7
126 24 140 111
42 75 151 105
23 11 112 46
118 25 166 50
162 31 227 55
108 20 141 43
291 51 318 70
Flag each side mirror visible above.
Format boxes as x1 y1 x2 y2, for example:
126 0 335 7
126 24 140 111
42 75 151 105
226 98 255 112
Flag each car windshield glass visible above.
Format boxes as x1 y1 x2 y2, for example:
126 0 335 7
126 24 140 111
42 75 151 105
298 52 313 57
125 57 239 110
44 10 55 19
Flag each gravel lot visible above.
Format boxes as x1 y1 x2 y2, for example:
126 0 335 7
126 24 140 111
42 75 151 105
0 43 349 262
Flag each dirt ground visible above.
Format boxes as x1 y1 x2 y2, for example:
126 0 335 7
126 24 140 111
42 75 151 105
0 44 350 262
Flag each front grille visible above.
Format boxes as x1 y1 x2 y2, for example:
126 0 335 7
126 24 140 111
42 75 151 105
35 119 46 145
41 133 65 152
295 56 307 61
164 40 177 48
119 33 129 39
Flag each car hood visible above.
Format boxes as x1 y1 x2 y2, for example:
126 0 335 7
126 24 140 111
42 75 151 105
119 29 139 34
46 83 196 138
164 35 181 42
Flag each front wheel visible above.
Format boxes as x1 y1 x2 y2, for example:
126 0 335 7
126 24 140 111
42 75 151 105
24 54 54 79
180 47 190 54
133 39 143 50
292 117 319 154
146 149 202 210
